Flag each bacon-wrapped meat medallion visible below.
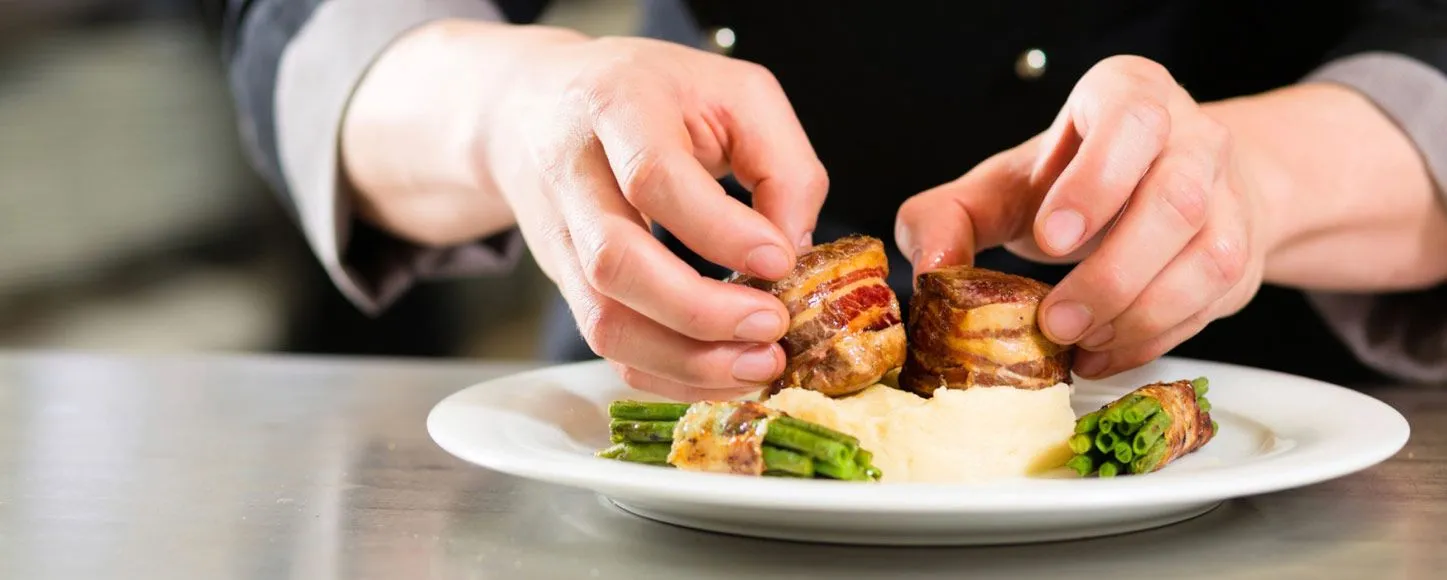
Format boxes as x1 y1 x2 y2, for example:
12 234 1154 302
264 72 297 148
728 235 906 398
899 266 1074 396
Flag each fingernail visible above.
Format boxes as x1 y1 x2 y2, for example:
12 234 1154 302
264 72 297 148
735 310 785 342
746 245 793 279
1044 301 1093 342
797 230 813 251
732 345 780 383
1074 351 1109 378
1080 324 1115 349
1043 209 1086 254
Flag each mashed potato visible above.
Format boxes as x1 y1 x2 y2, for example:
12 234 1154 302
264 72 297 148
765 384 1076 483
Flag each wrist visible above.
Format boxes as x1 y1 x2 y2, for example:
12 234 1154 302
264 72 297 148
1203 82 1447 291
449 23 591 185
340 20 586 245
1200 86 1347 273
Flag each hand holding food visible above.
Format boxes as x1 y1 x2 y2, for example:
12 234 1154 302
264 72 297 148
599 231 1219 484
728 235 906 398
895 55 1266 380
346 24 832 403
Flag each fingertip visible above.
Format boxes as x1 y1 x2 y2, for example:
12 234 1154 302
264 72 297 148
894 219 918 267
1037 208 1087 256
796 230 814 252
731 342 786 384
746 235 792 276
743 161 827 262
913 249 944 274
1041 299 1093 344
733 306 789 343
896 212 963 275
744 244 797 280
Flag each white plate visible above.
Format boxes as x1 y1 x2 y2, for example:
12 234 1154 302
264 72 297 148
427 357 1408 546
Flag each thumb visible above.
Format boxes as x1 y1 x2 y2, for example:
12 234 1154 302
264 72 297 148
894 146 1043 274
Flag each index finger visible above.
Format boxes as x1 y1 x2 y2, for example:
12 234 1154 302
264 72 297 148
710 62 829 250
1031 56 1174 257
591 83 800 280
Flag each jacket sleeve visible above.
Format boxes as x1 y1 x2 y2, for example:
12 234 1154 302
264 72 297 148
222 0 548 315
1298 1 1447 382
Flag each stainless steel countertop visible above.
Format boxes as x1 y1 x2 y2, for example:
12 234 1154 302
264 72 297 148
1 351 1443 580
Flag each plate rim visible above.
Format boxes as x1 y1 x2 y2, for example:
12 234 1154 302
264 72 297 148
427 356 1410 513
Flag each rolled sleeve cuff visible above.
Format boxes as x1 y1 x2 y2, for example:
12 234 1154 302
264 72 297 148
1301 52 1447 382
275 0 516 315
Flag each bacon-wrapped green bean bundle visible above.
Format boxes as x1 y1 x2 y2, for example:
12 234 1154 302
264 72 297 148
1066 377 1217 477
596 400 883 481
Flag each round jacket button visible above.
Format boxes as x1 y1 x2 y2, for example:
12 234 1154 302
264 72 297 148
1015 48 1047 80
705 27 737 54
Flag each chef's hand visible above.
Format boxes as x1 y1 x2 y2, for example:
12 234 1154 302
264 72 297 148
895 55 1267 379
345 24 827 401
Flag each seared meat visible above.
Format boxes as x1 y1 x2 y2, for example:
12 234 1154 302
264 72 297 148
729 235 906 397
899 265 1073 395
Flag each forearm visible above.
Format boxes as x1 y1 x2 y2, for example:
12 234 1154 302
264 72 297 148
1204 82 1447 292
341 20 585 247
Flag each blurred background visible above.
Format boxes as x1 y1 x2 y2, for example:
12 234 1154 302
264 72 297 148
0 0 637 361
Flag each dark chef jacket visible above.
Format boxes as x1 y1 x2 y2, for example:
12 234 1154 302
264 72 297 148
219 0 1447 385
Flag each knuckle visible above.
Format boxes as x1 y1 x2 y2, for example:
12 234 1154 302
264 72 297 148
1099 55 1173 86
1183 308 1217 331
1122 340 1176 371
1134 343 1171 368
579 300 627 358
580 236 634 297
1126 98 1172 144
736 61 784 94
1200 118 1234 160
1201 117 1232 150
617 365 652 391
533 137 578 192
560 69 622 122
1202 230 1248 288
1156 172 1210 231
804 164 831 199
589 35 635 53
1131 295 1181 338
542 221 575 251
1090 264 1136 308
679 300 717 339
615 146 668 207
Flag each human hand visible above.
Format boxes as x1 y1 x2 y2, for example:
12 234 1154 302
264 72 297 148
895 55 1268 379
478 34 828 400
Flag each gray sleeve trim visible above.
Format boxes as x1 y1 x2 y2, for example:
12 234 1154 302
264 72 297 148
1305 51 1447 197
274 0 515 315
1301 51 1447 382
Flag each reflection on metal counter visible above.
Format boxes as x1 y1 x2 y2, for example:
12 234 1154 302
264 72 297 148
0 351 1440 579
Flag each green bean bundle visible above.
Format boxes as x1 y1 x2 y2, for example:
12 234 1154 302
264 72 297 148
1067 377 1218 478
596 400 882 481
